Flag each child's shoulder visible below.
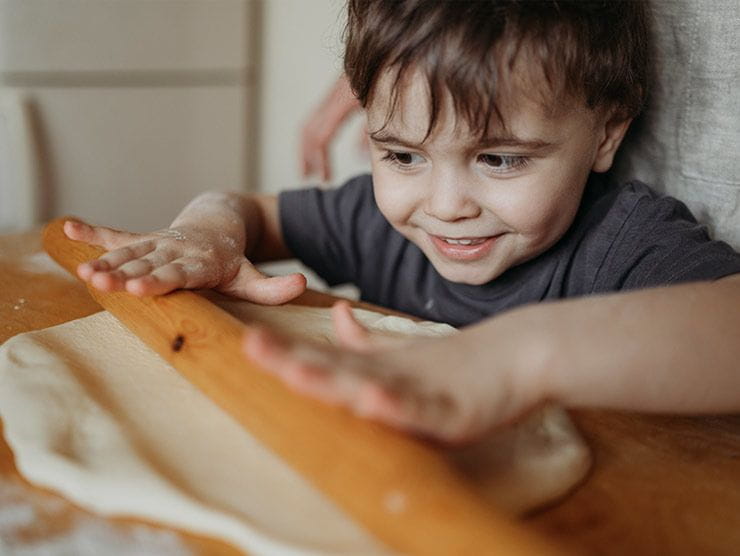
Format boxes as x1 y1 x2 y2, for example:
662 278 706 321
580 177 740 291
586 178 695 226
279 173 377 224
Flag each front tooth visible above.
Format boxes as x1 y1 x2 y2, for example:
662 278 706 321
444 238 475 245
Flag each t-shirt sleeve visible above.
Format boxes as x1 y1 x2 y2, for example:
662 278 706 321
592 182 740 291
278 174 379 287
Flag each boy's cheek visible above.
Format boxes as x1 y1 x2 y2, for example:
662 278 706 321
492 187 579 255
373 183 416 226
520 198 580 252
517 170 586 226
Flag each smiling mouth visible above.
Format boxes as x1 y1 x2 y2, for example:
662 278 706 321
439 237 488 246
429 233 502 261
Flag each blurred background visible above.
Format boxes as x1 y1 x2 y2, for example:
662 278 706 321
0 0 371 234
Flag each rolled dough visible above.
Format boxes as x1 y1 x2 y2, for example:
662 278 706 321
0 298 590 555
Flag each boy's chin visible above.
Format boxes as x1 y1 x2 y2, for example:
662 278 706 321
432 261 504 285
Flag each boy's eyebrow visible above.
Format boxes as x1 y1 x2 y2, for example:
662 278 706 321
369 131 555 150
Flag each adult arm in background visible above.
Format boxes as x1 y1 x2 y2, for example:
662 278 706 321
300 74 362 182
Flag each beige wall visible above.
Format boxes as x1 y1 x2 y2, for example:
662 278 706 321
0 0 256 232
0 0 370 233
256 0 370 195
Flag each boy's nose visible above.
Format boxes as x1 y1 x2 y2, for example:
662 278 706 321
423 178 481 222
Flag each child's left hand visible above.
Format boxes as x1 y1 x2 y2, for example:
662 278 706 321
242 301 540 444
247 278 740 437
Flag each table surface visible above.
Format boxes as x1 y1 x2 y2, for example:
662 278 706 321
1 229 739 555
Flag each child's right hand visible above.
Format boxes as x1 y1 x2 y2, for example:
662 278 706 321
63 220 306 305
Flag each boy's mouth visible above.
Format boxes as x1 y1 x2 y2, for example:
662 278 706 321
440 237 487 246
428 234 501 261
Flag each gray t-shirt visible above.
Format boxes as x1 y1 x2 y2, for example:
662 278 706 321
279 174 740 327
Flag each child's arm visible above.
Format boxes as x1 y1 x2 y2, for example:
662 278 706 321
534 273 740 413
64 192 306 304
244 274 740 443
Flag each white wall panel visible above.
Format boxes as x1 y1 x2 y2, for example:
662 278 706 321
32 86 250 232
0 0 257 232
257 0 370 194
0 0 253 73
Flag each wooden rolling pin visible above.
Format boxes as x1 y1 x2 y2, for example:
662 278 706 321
43 217 559 555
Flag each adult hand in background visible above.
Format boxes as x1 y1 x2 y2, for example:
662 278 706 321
300 74 363 182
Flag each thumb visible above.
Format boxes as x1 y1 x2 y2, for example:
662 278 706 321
320 147 332 183
333 300 417 352
219 260 306 305
332 300 374 352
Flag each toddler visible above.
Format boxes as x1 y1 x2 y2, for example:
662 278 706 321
66 0 740 443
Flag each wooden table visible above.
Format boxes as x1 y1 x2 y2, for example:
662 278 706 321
2 229 740 554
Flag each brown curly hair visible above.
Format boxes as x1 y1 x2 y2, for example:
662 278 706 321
344 0 652 139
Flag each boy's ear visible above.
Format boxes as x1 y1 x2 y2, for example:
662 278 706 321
592 115 633 173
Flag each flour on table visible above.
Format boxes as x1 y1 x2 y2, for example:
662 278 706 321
17 252 74 280
0 298 590 555
0 476 190 556
0 312 391 556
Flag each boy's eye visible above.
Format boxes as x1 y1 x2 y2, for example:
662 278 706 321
381 150 424 167
477 153 529 172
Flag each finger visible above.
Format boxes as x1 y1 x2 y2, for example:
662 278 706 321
281 360 350 406
114 249 177 283
115 258 156 280
305 149 324 181
244 328 338 402
300 145 311 178
300 139 315 179
243 328 445 439
88 269 128 292
244 326 467 441
63 220 141 251
301 157 311 179
221 261 307 304
320 147 332 183
124 257 211 296
64 220 104 245
332 301 412 352
76 261 99 282
77 241 158 282
332 301 373 352
245 328 364 404
353 382 409 425
100 241 162 270
244 326 311 375
301 120 324 179
86 263 154 293
244 327 417 426
243 326 289 366
123 262 189 296
243 273 307 304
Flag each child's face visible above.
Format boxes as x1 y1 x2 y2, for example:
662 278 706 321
366 69 627 285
